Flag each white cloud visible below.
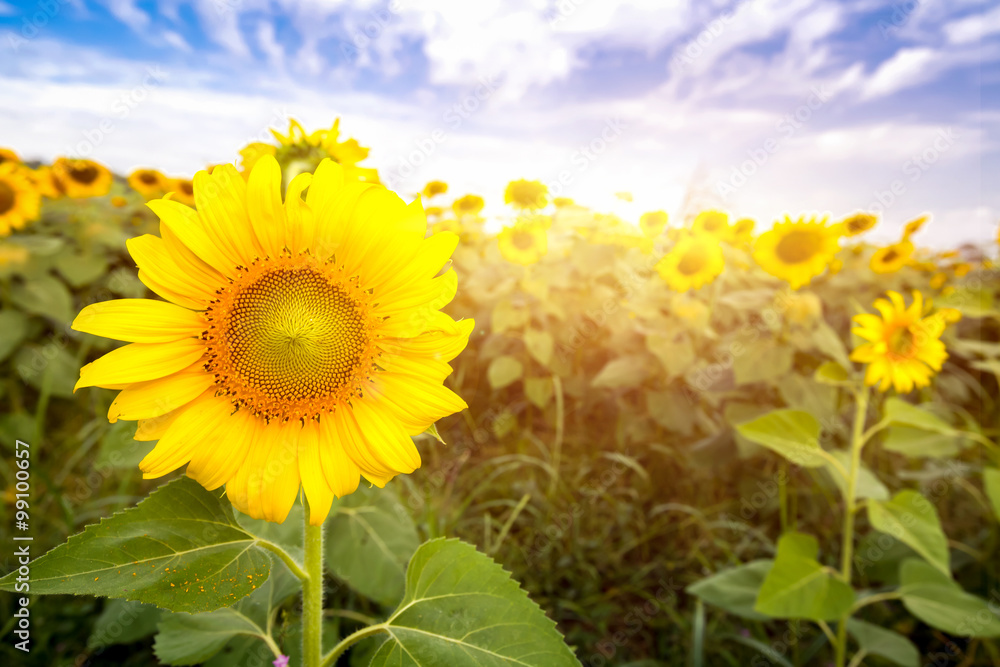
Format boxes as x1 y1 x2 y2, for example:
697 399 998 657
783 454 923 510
861 47 938 100
0 1 16 17
945 3 1000 44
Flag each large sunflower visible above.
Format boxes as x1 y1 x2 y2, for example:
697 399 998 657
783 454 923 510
498 220 547 265
752 216 840 289
72 157 473 525
850 290 954 393
52 157 113 198
655 232 724 292
870 240 913 274
0 162 41 236
128 168 170 199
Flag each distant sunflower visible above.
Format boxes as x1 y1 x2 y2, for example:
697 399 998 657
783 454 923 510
929 272 947 290
422 181 448 198
168 177 196 207
870 240 913 274
692 209 730 238
253 118 379 184
51 158 112 198
71 156 472 525
553 197 575 208
902 214 929 240
0 162 41 236
452 194 485 217
498 221 547 265
128 168 169 199
505 179 548 210
0 148 20 166
432 218 463 235
835 212 877 237
727 217 755 245
851 290 954 393
655 232 724 292
753 216 839 289
639 211 668 238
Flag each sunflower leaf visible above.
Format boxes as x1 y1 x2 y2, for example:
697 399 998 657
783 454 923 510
753 532 854 621
368 538 580 666
0 477 271 613
867 490 950 576
899 559 1000 637
735 409 828 468
883 398 953 434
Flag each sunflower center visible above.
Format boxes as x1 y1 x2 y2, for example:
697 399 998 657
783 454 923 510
677 244 709 275
0 182 15 215
205 256 380 421
69 164 99 184
881 249 899 263
776 230 822 264
512 231 535 250
887 323 915 357
139 171 158 185
180 181 194 196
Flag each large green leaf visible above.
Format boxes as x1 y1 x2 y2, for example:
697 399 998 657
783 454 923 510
488 355 523 390
368 538 579 666
524 328 554 366
883 426 962 458
326 485 420 607
154 556 300 665
867 490 949 576
846 618 918 667
735 410 828 468
687 560 773 621
10 274 73 322
883 398 952 434
0 477 270 612
823 449 888 501
754 532 854 621
899 559 1000 637
88 599 161 650
983 468 1000 522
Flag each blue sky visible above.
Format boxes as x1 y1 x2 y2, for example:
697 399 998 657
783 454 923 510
1 0 998 245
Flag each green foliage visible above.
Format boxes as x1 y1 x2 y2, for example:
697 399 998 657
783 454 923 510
686 560 773 621
0 477 271 612
867 491 950 576
754 533 854 621
845 619 918 667
367 538 580 666
735 409 827 468
899 559 1000 638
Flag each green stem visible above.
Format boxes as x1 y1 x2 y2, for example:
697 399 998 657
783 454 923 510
257 539 309 583
321 623 388 667
547 375 564 498
303 506 324 667
835 385 869 667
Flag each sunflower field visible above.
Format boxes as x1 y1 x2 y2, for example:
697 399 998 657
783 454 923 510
0 119 999 667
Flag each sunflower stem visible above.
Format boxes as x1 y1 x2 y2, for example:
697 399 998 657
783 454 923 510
834 384 868 667
303 505 324 667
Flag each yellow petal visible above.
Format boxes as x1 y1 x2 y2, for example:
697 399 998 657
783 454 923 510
135 407 184 441
76 338 206 390
108 361 215 423
148 199 237 277
299 421 336 525
139 391 231 478
73 299 205 343
186 407 255 491
253 420 301 523
369 372 467 434
350 399 421 474
127 234 217 309
193 164 262 266
285 172 315 255
246 154 286 259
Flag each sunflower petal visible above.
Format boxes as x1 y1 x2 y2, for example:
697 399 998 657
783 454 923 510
108 362 215 422
76 338 206 390
73 299 205 343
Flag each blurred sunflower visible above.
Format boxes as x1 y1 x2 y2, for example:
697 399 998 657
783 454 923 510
929 272 948 290
0 148 20 165
727 217 755 245
553 197 575 208
424 206 444 218
902 214 929 240
639 210 668 238
753 216 839 289
452 194 485 217
655 232 724 292
422 181 448 198
71 156 472 525
784 292 822 326
498 220 547 265
243 118 379 185
29 166 63 199
692 209 730 238
835 212 877 237
850 290 954 393
0 162 41 236
505 179 548 210
51 158 112 198
432 218 463 235
128 168 170 199
670 292 709 327
870 240 913 274
952 262 972 278
168 177 196 206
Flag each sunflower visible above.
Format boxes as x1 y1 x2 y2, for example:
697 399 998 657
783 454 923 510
851 290 954 393
835 212 877 237
168 177 196 207
752 216 840 289
902 214 929 240
505 179 548 210
498 220 547 265
0 162 41 236
128 168 170 199
432 218 463 235
29 166 63 199
452 194 485 217
783 292 822 326
0 148 20 166
71 156 472 525
249 118 380 184
728 217 755 245
655 232 724 292
692 209 730 238
639 211 668 238
422 181 448 198
929 272 947 290
553 197 575 208
51 157 113 198
870 240 913 274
